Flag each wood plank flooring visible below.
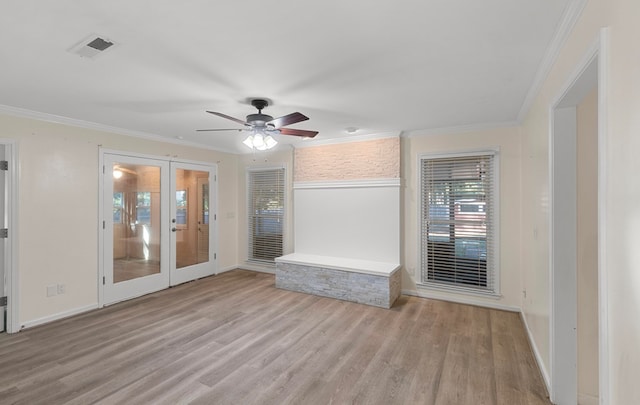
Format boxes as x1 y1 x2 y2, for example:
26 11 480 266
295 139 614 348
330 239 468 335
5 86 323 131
0 270 550 405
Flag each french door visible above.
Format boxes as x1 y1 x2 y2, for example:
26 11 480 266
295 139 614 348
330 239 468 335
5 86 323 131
102 153 216 305
170 162 216 285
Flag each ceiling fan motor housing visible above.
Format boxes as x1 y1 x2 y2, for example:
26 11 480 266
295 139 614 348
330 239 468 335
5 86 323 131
246 113 274 127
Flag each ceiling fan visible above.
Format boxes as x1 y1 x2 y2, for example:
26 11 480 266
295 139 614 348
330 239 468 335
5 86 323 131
198 99 318 150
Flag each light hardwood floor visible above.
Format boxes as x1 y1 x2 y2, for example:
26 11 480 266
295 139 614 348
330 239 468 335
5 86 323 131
0 270 550 405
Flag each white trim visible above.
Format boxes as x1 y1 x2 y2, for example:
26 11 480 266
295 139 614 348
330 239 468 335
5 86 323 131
578 393 599 405
276 253 400 277
0 104 239 155
246 163 286 172
517 0 589 122
521 312 552 394
416 282 502 300
405 120 518 138
21 303 99 330
98 148 105 307
548 31 606 404
217 265 238 274
293 178 400 190
549 105 579 405
294 131 400 148
417 148 499 160
1 140 20 333
401 289 519 312
99 148 222 166
240 262 276 274
597 27 610 405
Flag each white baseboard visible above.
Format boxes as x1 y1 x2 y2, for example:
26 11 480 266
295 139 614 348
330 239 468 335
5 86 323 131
578 393 599 405
521 312 551 395
239 262 275 274
217 265 239 274
401 289 520 312
21 303 99 330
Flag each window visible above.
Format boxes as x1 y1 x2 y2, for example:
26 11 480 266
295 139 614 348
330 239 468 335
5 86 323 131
420 152 498 295
175 190 187 225
113 192 124 223
136 192 151 225
247 167 285 264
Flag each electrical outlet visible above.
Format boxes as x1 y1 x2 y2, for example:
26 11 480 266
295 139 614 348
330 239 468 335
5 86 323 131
57 284 66 295
46 285 57 297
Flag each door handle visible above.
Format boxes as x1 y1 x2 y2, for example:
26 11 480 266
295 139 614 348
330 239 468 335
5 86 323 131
172 227 177 232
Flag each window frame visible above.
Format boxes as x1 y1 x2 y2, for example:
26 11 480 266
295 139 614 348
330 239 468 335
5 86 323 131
246 165 287 266
417 149 500 297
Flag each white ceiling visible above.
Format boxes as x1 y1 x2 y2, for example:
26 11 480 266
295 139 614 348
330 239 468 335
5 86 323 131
0 0 573 154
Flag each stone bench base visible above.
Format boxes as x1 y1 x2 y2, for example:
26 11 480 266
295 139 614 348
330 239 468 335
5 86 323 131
275 254 401 309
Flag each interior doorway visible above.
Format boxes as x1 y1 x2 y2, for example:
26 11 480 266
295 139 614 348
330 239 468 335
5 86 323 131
550 32 607 405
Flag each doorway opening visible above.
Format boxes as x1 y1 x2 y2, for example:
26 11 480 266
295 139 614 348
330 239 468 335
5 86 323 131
549 30 608 405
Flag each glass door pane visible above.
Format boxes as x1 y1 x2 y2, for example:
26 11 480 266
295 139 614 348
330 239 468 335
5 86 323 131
170 163 216 285
103 154 170 305
113 164 161 282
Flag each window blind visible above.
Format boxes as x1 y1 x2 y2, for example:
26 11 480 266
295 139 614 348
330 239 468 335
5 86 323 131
247 168 285 264
420 153 497 294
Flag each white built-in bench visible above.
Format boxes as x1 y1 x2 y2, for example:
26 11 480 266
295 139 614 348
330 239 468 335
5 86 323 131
275 253 401 309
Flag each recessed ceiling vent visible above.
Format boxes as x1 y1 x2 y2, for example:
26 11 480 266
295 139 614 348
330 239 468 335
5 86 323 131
68 34 116 59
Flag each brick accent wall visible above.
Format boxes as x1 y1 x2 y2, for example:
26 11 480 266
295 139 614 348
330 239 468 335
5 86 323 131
294 137 400 182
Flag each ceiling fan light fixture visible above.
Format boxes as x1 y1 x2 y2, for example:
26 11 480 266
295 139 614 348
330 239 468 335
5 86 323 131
243 132 277 151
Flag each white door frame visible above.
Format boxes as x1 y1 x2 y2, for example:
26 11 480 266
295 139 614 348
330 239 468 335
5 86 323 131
98 148 218 307
101 153 171 305
549 28 609 404
169 161 217 286
0 140 19 333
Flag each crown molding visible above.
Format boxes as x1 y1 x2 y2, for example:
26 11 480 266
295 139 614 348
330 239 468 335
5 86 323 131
406 120 519 138
0 104 239 155
516 0 589 122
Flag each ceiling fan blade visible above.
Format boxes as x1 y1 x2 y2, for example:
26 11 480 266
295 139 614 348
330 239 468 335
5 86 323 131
206 111 248 126
196 128 245 132
268 112 309 128
278 128 319 138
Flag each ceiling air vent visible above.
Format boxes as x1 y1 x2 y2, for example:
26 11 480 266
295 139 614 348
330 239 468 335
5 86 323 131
68 34 116 59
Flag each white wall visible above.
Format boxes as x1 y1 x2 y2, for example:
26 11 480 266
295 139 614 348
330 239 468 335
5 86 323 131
294 185 400 263
521 0 640 402
402 127 522 310
0 112 238 325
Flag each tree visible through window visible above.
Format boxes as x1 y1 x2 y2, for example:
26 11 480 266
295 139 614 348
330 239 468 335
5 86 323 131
420 152 498 294
136 192 151 225
113 192 123 223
